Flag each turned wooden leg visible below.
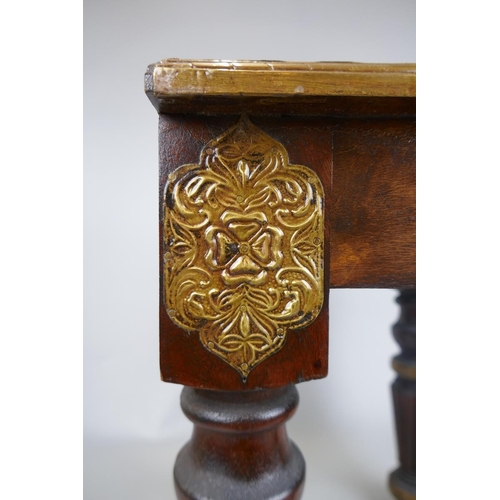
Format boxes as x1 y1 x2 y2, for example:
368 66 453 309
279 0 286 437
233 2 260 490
389 289 416 499
174 385 305 500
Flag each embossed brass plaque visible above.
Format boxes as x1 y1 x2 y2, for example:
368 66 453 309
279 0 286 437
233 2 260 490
163 116 324 380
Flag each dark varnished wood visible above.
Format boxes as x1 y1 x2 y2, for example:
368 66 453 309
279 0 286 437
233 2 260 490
330 119 415 288
174 385 305 500
389 290 416 500
147 94 415 118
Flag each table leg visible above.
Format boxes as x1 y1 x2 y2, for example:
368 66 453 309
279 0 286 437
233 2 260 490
389 289 416 500
174 385 305 500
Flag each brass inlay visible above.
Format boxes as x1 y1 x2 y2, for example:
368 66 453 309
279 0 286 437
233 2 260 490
147 60 416 98
163 116 324 380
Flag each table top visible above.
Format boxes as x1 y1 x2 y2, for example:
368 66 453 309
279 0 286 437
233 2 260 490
145 59 416 115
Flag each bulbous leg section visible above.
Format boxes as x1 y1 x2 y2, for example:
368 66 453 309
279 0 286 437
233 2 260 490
174 385 305 500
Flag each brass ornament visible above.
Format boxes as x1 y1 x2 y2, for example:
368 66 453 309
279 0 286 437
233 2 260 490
163 116 324 380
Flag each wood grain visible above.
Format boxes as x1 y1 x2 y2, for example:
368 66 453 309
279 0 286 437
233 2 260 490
330 118 416 288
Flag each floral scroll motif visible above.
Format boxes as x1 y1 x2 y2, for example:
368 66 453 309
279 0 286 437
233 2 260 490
163 116 324 380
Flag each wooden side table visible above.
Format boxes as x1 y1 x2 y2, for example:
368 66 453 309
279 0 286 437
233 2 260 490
145 59 416 500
